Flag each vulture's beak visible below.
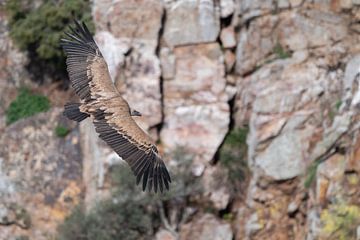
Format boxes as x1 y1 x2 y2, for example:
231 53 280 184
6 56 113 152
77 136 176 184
131 109 142 117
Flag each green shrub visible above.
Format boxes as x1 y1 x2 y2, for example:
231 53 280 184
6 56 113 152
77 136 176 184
219 127 249 184
304 159 321 188
6 88 50 125
273 42 292 59
57 201 154 240
57 149 203 240
335 100 342 110
55 125 70 137
5 0 94 79
160 148 203 200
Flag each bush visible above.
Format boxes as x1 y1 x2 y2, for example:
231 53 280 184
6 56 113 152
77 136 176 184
57 201 154 240
304 159 321 188
219 127 249 185
55 125 70 137
6 88 50 125
273 42 292 59
57 150 203 240
5 0 94 81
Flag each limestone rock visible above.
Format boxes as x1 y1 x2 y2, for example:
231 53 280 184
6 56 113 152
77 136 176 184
0 10 30 115
155 229 177 240
278 10 348 51
220 0 235 18
224 50 236 72
238 0 275 22
235 15 278 75
164 0 220 46
0 108 82 240
245 212 263 237
202 166 231 210
316 154 346 204
93 0 164 40
235 9 348 75
160 47 176 80
237 58 345 179
161 43 229 170
343 55 360 104
220 26 237 49
289 0 303 7
94 31 130 81
278 0 290 9
180 213 233 240
255 130 310 180
93 0 164 131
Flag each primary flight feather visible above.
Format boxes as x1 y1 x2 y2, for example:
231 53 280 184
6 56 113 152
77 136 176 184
61 21 171 193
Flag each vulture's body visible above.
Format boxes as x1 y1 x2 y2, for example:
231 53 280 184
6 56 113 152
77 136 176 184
61 21 171 193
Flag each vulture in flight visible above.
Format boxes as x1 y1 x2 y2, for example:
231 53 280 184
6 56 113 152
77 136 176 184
61 21 171 193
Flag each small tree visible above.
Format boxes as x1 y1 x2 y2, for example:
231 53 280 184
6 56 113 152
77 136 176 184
5 0 94 82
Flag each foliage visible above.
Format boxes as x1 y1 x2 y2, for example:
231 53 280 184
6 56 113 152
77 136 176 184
55 125 70 137
111 147 202 202
161 148 203 200
273 42 292 59
57 148 204 239
57 201 153 240
304 159 321 188
6 88 50 125
15 237 29 240
254 43 292 71
320 203 360 240
5 0 94 79
327 99 342 123
222 213 234 221
219 127 249 185
335 100 342 110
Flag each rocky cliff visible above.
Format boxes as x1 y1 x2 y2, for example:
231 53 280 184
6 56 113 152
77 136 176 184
0 0 360 240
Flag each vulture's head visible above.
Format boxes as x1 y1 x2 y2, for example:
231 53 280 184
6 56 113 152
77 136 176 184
130 109 142 117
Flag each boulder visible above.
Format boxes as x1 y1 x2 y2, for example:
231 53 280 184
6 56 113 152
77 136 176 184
180 213 233 240
163 0 220 46
161 43 230 172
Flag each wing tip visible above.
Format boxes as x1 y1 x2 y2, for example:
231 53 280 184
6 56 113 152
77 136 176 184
140 157 171 194
61 20 96 48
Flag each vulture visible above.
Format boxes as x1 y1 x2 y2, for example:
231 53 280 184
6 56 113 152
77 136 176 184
61 21 171 193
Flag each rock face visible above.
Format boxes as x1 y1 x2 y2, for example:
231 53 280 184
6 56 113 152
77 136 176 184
233 2 360 239
0 8 30 120
1 0 360 239
180 213 233 240
163 0 220 47
0 108 82 240
93 0 163 131
160 43 231 173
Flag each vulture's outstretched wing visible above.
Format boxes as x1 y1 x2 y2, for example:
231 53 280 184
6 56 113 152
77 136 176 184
61 21 171 193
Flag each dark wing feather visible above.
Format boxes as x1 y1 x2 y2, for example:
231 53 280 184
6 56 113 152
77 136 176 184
60 21 100 102
93 110 171 193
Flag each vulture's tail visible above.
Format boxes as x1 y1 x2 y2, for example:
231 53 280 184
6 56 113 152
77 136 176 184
63 103 89 122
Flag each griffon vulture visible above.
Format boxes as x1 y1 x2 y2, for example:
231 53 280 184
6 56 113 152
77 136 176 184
61 21 171 193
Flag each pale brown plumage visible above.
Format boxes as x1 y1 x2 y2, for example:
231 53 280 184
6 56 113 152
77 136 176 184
61 21 171 193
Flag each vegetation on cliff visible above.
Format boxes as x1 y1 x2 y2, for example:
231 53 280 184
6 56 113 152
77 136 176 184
5 0 94 81
57 150 203 240
6 88 50 125
219 127 249 188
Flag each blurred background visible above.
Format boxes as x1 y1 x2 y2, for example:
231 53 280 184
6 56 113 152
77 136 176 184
0 0 360 239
